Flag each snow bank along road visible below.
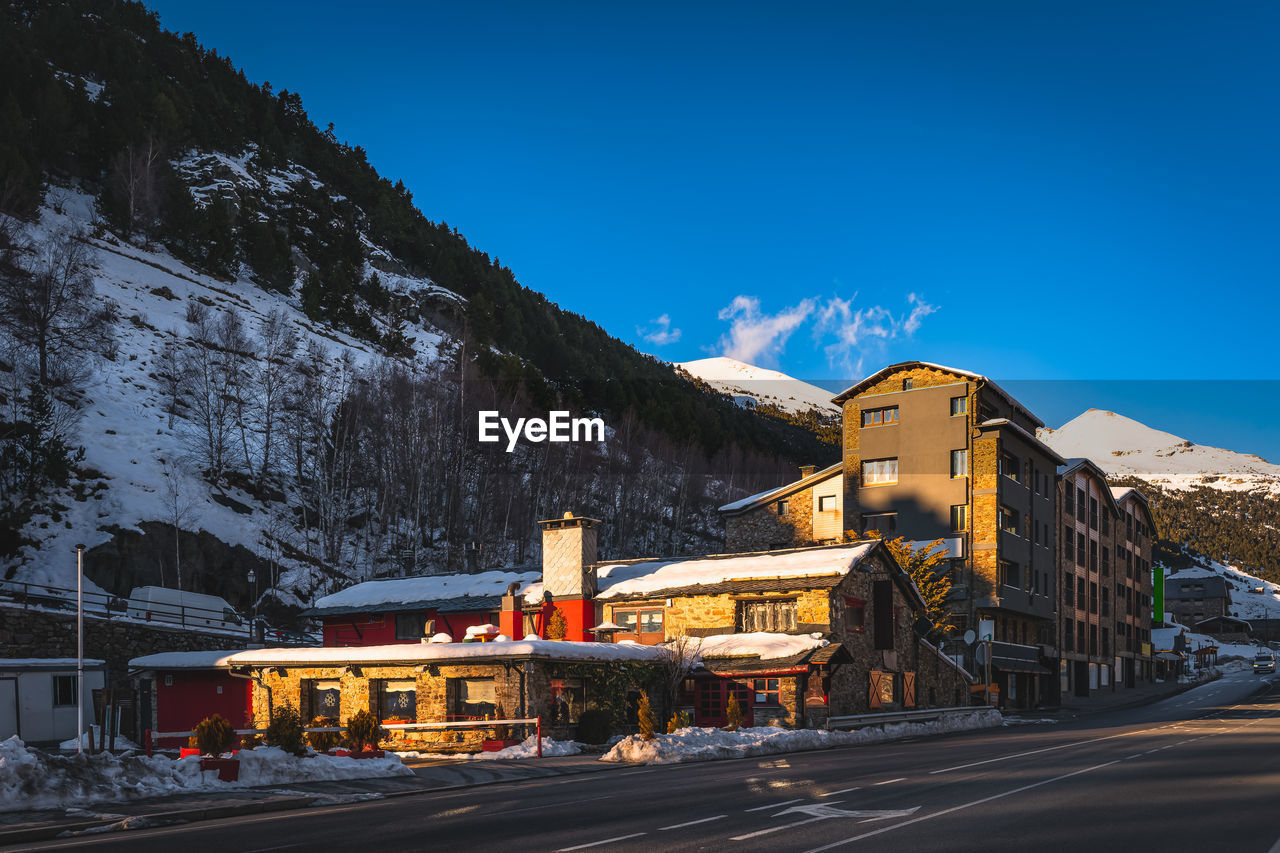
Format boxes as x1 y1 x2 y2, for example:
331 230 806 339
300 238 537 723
12 669 1279 853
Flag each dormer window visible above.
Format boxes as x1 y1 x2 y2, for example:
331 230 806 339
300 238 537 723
776 499 789 516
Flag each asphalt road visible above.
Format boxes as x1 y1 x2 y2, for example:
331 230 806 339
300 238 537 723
17 669 1280 853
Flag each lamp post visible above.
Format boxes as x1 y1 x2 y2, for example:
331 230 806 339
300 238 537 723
247 568 257 640
75 545 84 754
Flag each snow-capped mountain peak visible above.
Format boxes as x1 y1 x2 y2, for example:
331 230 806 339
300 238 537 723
676 357 839 416
1039 409 1280 494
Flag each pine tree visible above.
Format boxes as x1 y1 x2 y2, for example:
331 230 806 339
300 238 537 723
637 693 655 741
883 536 954 642
725 692 743 732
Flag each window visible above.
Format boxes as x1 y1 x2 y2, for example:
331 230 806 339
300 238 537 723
1000 560 1021 589
844 596 867 632
739 599 797 633
615 609 664 644
861 458 898 486
1102 587 1110 617
1102 510 1111 536
1064 486 1075 517
776 499 789 516
753 678 781 705
902 378 914 390
379 680 417 721
53 675 77 707
548 678 585 724
950 396 968 416
451 677 496 719
309 679 341 719
1064 573 1075 607
862 512 897 535
873 580 895 650
1077 621 1086 653
950 504 968 532
1102 547 1111 576
1090 582 1098 614
1089 539 1098 571
999 452 1020 483
1076 532 1086 567
1064 526 1074 561
1064 621 1075 652
1089 497 1099 530
395 612 426 640
818 494 837 512
861 406 899 427
950 449 969 478
1077 576 1086 608
999 506 1020 536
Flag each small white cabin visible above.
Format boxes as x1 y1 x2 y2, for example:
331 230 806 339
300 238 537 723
0 658 106 745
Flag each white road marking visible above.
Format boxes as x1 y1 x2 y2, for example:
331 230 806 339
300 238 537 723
819 787 862 797
658 815 726 831
874 777 906 786
802 760 1122 852
556 832 647 851
732 804 920 841
745 798 803 811
733 817 827 840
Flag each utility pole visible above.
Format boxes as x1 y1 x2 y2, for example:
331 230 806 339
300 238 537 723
76 545 84 754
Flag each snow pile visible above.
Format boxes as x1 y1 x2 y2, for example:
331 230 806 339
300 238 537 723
312 570 541 614
228 639 666 666
1040 409 1280 495
590 543 876 601
0 737 411 812
675 357 840 415
696 632 828 661
603 712 1003 765
59 731 142 752
396 735 582 761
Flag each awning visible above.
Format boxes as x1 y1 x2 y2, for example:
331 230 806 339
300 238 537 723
1155 652 1184 662
980 640 1050 675
990 655 1051 675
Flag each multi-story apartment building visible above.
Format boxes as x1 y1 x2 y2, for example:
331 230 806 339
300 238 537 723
1055 461 1157 698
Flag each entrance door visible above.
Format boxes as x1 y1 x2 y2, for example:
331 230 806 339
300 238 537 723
0 678 16 739
1074 661 1090 697
695 680 750 726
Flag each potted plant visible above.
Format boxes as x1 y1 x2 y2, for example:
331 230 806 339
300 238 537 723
265 704 307 756
482 704 521 752
194 713 239 782
307 716 340 754
344 709 386 758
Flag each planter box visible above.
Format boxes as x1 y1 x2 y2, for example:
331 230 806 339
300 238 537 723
178 747 200 759
482 738 522 752
200 757 240 782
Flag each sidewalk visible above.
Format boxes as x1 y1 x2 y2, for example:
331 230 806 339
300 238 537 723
1008 668 1225 722
0 752 620 846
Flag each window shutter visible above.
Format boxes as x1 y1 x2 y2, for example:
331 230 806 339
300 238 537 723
869 671 884 710
299 679 313 722
873 580 894 650
369 679 382 719
904 672 916 709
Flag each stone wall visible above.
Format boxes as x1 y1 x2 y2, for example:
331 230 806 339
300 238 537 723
723 483 815 553
0 603 248 686
605 586 833 639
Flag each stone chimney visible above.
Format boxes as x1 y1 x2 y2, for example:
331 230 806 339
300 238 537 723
799 465 817 479
539 511 600 599
499 582 524 641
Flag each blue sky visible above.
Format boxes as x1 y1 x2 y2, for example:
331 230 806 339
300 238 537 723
147 1 1280 458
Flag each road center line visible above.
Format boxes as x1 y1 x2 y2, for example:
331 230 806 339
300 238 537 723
874 778 906 786
745 798 803 811
556 832 647 851
733 816 826 840
658 815 726 831
819 787 862 797
802 759 1122 853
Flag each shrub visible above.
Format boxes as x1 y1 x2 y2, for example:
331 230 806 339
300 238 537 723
546 608 567 640
666 711 691 734
194 714 236 756
574 709 613 744
265 704 306 755
307 716 340 752
726 693 743 732
345 709 384 752
637 693 656 741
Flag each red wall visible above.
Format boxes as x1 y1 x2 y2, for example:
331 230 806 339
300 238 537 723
322 609 496 647
155 671 252 748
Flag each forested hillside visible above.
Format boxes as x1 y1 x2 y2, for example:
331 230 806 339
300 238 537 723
0 0 835 616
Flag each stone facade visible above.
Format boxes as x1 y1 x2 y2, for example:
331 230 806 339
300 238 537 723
606 586 834 639
722 471 825 553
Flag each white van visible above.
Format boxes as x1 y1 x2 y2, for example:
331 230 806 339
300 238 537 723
126 586 245 632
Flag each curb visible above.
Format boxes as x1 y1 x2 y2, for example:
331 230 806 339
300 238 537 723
0 795 316 847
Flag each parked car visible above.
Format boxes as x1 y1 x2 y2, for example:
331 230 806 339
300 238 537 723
126 586 245 632
1253 652 1275 674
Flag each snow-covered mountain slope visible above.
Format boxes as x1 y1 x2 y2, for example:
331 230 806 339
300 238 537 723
676 357 839 416
1039 409 1280 495
5 177 456 599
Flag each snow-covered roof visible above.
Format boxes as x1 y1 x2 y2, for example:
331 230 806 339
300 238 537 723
309 570 541 616
128 650 246 670
696 632 829 661
0 658 106 669
718 463 843 514
594 542 878 600
831 362 1043 428
225 639 666 667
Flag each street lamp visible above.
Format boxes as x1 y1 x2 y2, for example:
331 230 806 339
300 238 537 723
247 569 257 639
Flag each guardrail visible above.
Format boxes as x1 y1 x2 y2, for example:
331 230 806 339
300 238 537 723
826 705 995 731
145 717 543 757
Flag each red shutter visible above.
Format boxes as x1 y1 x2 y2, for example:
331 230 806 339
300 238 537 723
869 671 884 710
904 672 916 709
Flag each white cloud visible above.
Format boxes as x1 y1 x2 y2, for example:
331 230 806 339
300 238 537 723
637 313 682 346
707 292 938 375
712 295 816 367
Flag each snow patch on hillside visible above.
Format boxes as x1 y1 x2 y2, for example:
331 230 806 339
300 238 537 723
676 356 839 415
1040 409 1280 495
1165 555 1280 623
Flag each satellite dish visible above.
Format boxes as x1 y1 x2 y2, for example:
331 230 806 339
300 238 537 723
963 629 976 646
975 643 989 666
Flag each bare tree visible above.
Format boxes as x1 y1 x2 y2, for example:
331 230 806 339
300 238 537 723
251 309 297 489
161 460 201 589
110 134 165 241
0 229 117 390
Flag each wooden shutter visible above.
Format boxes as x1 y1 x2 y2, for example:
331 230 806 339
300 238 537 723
904 672 916 709
869 671 884 710
873 580 894 650
299 679 314 722
368 679 383 720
